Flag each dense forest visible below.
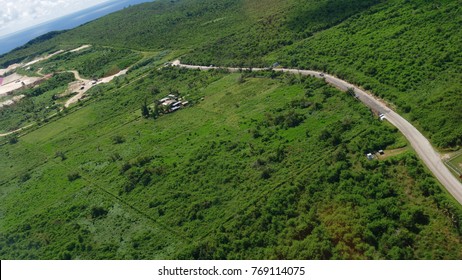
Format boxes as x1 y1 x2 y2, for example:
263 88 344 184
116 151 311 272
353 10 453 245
1 0 462 259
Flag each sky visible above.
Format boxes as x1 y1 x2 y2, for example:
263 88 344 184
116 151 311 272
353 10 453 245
0 0 112 38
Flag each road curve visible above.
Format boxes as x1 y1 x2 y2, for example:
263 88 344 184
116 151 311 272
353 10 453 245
64 69 128 108
172 60 462 205
64 71 91 108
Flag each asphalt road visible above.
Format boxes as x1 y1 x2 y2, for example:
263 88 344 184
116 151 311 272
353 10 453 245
172 60 462 205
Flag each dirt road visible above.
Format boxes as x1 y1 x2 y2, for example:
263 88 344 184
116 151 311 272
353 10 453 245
0 124 34 137
172 60 462 205
64 69 128 108
64 71 91 108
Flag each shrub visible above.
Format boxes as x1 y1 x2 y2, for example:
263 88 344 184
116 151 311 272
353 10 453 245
8 136 18 144
120 162 132 174
20 173 31 183
90 206 108 219
261 168 273 179
111 135 125 144
109 152 122 162
67 172 81 182
55 151 67 161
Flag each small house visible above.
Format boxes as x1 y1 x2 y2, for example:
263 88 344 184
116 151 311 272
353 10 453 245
162 99 175 106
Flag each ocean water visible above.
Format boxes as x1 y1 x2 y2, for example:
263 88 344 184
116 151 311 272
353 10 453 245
0 0 153 55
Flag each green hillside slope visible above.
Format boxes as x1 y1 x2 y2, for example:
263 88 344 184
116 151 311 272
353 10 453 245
1 0 462 259
183 0 462 148
274 0 462 148
1 0 460 147
2 66 462 259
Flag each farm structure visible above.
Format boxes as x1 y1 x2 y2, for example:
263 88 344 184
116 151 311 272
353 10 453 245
157 94 189 113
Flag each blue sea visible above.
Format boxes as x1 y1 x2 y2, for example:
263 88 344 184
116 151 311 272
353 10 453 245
0 0 153 55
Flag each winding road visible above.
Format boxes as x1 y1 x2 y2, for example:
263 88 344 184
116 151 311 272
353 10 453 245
64 68 128 108
172 60 462 205
64 71 91 108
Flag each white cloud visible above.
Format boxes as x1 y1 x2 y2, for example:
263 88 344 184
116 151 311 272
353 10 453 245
0 0 111 37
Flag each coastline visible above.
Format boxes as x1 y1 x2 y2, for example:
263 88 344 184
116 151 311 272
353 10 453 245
0 0 152 55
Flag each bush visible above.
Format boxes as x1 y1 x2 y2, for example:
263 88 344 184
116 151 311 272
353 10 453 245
20 173 31 183
109 152 122 162
55 151 67 161
8 136 18 144
90 206 108 219
67 172 81 182
59 251 72 260
120 162 132 174
261 168 273 179
111 135 125 144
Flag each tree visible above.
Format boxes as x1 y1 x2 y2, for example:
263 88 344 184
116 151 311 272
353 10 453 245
8 135 18 144
55 151 67 161
112 135 125 144
90 206 108 218
151 86 160 96
346 87 355 97
67 172 81 182
20 173 31 182
152 102 160 119
141 98 150 118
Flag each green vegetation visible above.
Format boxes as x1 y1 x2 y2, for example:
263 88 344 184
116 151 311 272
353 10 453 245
0 46 145 134
184 0 462 148
1 0 462 259
34 46 142 79
1 67 462 259
447 152 462 177
0 72 75 133
24 72 74 97
2 0 459 148
273 0 462 148
183 0 382 67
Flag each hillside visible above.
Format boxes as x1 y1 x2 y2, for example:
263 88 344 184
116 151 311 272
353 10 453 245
1 0 462 259
1 0 460 148
183 0 462 148
2 65 462 259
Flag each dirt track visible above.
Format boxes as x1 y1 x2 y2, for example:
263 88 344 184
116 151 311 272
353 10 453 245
64 69 128 108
